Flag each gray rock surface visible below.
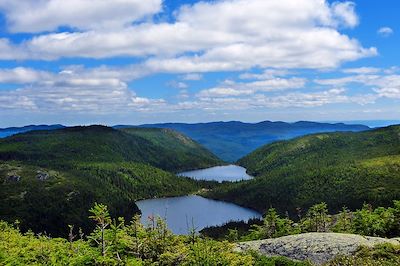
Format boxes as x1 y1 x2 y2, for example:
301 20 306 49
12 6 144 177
5 174 21 183
235 232 400 265
36 171 50 181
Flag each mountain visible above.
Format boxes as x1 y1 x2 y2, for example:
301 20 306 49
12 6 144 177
0 124 65 138
0 126 220 236
206 125 400 214
131 121 370 161
0 125 221 172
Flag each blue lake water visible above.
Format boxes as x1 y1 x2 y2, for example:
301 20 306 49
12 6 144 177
178 164 253 182
136 195 261 235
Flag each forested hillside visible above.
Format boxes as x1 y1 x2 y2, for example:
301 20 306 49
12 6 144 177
121 127 222 171
206 125 400 214
0 126 220 236
135 121 369 161
0 126 221 172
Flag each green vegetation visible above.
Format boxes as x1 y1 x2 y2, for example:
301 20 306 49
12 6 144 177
206 125 400 214
0 126 222 172
327 244 400 266
121 127 223 172
0 161 203 237
0 126 221 236
0 203 309 266
202 201 400 241
2 202 398 265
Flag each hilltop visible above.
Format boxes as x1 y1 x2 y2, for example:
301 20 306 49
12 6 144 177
207 125 400 214
0 125 221 172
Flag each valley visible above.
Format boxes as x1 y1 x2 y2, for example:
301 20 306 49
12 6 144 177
0 122 399 265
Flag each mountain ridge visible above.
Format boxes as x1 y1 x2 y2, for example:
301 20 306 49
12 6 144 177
135 121 370 161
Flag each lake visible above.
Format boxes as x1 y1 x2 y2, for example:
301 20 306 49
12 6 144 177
136 195 261 235
178 164 253 182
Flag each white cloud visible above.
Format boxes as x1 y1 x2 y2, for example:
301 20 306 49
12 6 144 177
0 67 165 113
197 87 254 98
315 67 400 101
0 0 162 33
377 27 394 37
374 87 400 99
342 67 380 74
0 38 27 60
167 80 188 89
331 2 359 28
197 77 306 98
240 69 291 80
177 88 375 111
0 0 376 71
0 67 52 83
181 73 203 81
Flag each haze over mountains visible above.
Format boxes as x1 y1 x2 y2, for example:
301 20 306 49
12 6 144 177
136 121 370 161
0 124 65 138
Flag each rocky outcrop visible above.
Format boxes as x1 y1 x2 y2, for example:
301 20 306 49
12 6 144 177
4 174 21 183
235 233 400 265
36 171 50 181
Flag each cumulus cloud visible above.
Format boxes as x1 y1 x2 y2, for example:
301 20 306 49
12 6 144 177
0 67 165 112
0 67 52 83
0 0 376 71
315 67 400 100
342 67 381 74
197 77 307 98
377 27 394 37
167 80 188 89
0 0 162 32
331 2 359 28
176 88 375 111
181 73 203 81
239 69 291 80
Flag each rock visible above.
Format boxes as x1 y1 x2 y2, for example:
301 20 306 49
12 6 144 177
36 171 50 181
5 174 21 183
235 232 400 265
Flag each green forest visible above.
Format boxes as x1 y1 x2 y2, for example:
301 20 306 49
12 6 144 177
202 201 400 241
0 126 221 236
206 125 400 215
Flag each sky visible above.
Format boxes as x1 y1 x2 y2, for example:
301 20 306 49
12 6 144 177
0 0 399 127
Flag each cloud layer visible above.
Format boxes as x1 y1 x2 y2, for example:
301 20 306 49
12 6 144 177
0 0 376 71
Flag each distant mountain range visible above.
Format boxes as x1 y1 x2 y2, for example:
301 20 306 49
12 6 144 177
0 124 65 138
130 121 370 161
1 121 371 161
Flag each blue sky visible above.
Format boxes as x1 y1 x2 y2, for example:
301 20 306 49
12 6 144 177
0 0 399 127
